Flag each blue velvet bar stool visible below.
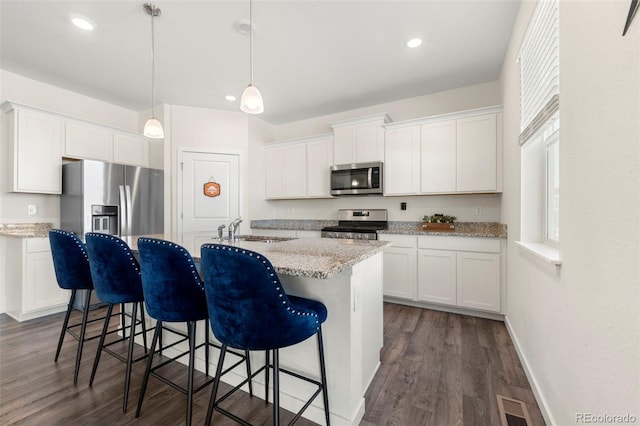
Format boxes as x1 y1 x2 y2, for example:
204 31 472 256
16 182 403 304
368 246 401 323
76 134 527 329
84 233 149 413
49 229 104 384
200 244 330 426
136 237 253 426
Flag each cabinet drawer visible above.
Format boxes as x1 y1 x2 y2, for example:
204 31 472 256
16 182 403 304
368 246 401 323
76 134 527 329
26 237 51 253
418 236 500 253
378 234 418 248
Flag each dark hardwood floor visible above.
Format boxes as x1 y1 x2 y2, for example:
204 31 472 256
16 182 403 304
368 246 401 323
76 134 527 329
0 303 544 425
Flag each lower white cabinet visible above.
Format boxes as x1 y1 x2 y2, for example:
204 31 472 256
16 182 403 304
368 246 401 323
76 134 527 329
380 233 503 315
380 234 416 299
4 237 68 322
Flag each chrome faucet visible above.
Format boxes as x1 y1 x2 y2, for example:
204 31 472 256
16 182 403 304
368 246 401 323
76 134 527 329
228 217 243 242
217 224 226 241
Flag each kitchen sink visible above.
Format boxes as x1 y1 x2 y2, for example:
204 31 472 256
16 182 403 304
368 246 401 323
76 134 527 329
234 235 296 243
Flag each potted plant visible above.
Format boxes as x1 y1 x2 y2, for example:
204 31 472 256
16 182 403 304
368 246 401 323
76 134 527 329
421 214 456 231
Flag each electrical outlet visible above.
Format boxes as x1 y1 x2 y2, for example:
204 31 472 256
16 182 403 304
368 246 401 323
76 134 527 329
474 207 483 216
27 204 37 215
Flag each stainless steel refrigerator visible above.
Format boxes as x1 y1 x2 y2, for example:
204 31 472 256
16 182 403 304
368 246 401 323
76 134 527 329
60 159 164 308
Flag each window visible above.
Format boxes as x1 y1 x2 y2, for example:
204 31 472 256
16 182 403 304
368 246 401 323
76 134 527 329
517 0 561 268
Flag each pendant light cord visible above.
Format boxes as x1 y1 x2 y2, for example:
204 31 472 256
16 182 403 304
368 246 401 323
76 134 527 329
150 6 156 118
249 0 254 84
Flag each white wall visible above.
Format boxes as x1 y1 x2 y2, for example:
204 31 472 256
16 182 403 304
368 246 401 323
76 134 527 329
499 1 640 424
164 104 249 233
249 81 504 223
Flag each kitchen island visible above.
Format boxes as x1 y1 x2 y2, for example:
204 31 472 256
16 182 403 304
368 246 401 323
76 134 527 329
125 233 389 426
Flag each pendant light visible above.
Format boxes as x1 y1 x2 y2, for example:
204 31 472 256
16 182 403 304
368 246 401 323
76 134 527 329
143 3 164 138
240 0 264 114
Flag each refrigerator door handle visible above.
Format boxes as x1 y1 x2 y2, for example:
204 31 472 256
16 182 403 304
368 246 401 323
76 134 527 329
125 185 133 236
119 185 127 236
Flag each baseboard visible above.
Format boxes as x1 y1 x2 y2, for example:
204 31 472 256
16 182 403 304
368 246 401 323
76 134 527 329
383 297 505 321
504 316 555 426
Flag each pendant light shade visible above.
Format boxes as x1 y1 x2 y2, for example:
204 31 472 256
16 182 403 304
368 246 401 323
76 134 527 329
240 84 264 114
143 117 164 139
240 0 264 114
143 3 164 139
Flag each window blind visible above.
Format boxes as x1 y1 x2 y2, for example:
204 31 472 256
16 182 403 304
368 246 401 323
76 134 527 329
519 0 559 145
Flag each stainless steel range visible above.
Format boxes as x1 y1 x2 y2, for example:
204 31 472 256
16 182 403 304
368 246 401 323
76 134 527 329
321 209 388 240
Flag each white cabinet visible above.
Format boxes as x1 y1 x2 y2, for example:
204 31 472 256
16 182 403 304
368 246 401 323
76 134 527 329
383 107 502 195
265 134 333 199
305 135 333 197
456 251 501 312
113 131 150 167
420 120 457 193
330 113 391 164
456 114 499 192
4 237 68 322
417 236 501 313
417 248 457 304
383 126 420 195
379 234 417 299
380 232 503 315
7 108 64 194
65 120 113 161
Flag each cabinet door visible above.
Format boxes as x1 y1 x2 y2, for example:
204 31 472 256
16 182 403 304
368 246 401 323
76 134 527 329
24 246 67 313
333 126 357 165
420 120 456 193
265 143 306 198
382 247 417 299
456 251 500 312
113 131 150 167
306 136 333 198
384 126 420 195
456 114 497 192
356 120 384 162
417 249 457 305
13 110 64 193
65 120 113 161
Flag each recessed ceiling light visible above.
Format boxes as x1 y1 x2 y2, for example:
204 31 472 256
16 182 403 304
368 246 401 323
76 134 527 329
406 38 423 48
225 95 237 102
71 16 94 31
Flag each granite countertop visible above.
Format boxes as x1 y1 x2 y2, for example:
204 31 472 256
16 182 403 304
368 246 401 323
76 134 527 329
251 219 507 239
0 223 52 238
382 221 507 238
126 232 389 280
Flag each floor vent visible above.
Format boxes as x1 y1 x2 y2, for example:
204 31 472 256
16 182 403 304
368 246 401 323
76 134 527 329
497 395 533 426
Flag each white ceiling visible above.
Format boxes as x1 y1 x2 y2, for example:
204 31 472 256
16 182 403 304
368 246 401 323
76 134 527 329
1 0 520 125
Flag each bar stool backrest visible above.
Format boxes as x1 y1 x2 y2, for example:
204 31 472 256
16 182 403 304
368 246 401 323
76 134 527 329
49 229 93 290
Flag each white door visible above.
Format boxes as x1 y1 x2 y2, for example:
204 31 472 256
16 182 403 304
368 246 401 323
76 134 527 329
180 151 240 234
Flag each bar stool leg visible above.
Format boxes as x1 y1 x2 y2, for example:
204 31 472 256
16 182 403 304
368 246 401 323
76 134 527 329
73 289 92 384
265 350 270 405
55 289 76 362
205 344 227 426
185 321 198 426
273 349 280 426
123 302 138 413
89 304 114 385
317 326 330 425
245 350 253 397
136 321 162 418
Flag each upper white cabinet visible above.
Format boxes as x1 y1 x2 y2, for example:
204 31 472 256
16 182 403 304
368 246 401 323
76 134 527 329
330 113 391 165
456 114 498 192
265 134 333 199
384 125 420 195
65 120 113 162
420 120 457 193
7 107 64 194
113 131 150 167
384 106 502 196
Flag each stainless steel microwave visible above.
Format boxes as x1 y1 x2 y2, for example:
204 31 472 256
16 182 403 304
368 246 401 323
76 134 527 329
330 162 383 195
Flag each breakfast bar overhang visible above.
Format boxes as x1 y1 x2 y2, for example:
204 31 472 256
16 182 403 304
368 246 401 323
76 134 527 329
126 234 389 426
